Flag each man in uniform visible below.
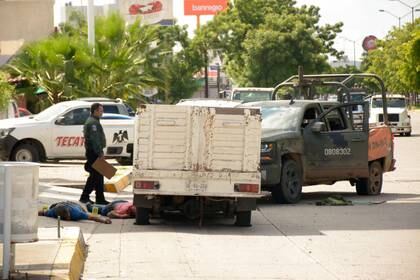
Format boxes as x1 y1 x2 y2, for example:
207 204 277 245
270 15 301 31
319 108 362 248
79 103 110 205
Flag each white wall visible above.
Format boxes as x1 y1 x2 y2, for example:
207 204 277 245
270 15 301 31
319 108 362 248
0 0 54 65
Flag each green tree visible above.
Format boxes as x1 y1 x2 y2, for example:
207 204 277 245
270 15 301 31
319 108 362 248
155 24 204 103
77 14 166 102
194 0 343 87
363 19 420 94
6 35 85 104
0 71 14 110
7 13 168 104
329 65 361 74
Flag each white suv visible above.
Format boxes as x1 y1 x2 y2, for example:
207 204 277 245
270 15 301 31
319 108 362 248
77 97 135 116
0 100 134 164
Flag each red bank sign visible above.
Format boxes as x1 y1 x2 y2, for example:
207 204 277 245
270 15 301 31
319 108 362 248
184 0 227 16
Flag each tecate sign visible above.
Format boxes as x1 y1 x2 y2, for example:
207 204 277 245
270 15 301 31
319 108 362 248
184 0 227 15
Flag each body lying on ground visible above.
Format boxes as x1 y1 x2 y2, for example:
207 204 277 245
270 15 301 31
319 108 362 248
38 201 111 224
86 200 136 219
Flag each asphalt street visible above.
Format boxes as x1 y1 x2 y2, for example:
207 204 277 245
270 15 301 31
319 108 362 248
37 111 420 280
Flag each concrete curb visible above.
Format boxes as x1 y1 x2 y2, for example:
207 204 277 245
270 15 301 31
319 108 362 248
104 169 132 193
51 228 87 280
0 227 87 280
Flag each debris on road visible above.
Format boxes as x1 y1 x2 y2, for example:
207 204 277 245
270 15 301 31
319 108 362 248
316 195 353 206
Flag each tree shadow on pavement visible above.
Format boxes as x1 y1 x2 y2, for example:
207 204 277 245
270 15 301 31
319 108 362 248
257 191 419 205
37 184 420 237
88 191 420 237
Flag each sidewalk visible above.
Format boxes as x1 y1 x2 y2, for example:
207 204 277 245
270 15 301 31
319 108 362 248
0 227 86 280
0 161 133 279
39 160 132 193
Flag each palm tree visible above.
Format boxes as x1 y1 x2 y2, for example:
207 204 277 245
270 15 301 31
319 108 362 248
80 13 166 102
7 35 87 104
0 71 14 110
7 12 167 104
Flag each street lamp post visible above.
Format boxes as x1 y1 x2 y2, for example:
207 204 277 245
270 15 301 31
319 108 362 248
339 36 356 68
87 0 95 51
379 9 417 28
379 9 402 28
389 0 420 23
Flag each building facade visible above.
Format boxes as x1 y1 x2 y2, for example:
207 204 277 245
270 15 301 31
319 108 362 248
0 0 54 66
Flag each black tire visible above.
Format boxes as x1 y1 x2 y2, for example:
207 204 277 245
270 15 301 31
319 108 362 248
235 211 252 227
135 207 150 225
405 132 411 136
356 161 383 195
272 159 302 204
11 143 40 162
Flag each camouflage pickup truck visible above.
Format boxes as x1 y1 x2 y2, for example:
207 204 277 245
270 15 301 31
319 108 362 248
243 72 395 203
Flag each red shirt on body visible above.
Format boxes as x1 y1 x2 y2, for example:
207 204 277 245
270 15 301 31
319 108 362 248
114 202 135 216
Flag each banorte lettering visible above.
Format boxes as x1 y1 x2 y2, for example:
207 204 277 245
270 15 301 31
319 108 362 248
192 4 223 12
55 136 85 147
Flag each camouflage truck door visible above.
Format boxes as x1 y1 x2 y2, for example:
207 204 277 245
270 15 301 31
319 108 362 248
303 104 369 181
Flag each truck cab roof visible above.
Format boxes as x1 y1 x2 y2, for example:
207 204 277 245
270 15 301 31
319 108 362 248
231 88 274 103
243 99 338 108
372 94 405 99
177 99 242 108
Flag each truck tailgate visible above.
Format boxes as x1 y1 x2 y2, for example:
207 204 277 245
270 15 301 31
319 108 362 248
133 105 262 197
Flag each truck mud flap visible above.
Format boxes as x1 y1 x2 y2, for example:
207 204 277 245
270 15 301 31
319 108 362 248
236 198 257 212
134 194 154 208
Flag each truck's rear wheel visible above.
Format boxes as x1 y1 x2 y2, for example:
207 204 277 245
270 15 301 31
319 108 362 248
135 207 150 225
356 161 383 195
272 159 302 204
235 211 251 227
11 143 40 162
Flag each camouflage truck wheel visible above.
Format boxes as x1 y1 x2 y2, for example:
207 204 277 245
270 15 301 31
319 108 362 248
356 161 383 195
272 159 302 204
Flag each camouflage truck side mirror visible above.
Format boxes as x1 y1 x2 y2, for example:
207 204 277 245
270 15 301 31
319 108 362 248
311 121 325 133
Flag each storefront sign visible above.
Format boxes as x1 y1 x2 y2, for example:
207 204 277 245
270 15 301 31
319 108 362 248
184 0 227 16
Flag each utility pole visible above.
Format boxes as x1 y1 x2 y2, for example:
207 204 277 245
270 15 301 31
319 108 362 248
196 15 209 98
87 0 95 52
204 53 209 98
216 63 220 94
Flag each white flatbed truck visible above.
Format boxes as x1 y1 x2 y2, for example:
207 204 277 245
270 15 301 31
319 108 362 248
132 104 264 226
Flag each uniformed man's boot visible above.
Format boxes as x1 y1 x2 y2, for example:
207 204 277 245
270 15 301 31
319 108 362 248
96 198 110 205
79 196 94 204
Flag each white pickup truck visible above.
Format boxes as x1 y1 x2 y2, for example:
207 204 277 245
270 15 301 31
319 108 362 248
230 87 274 103
0 100 134 164
132 103 263 226
369 94 411 136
